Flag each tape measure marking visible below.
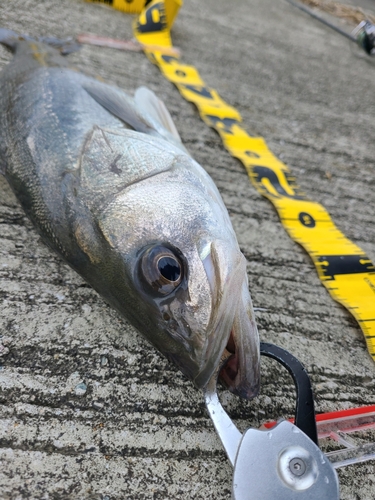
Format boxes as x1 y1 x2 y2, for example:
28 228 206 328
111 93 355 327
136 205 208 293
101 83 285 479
86 0 149 14
132 0 375 359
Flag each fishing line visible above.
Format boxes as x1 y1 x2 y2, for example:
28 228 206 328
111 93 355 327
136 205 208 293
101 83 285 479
284 0 375 55
284 0 357 42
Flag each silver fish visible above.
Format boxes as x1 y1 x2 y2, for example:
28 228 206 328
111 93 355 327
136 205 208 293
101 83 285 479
0 30 260 399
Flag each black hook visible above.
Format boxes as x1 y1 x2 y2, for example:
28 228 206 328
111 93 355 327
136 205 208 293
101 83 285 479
260 342 318 445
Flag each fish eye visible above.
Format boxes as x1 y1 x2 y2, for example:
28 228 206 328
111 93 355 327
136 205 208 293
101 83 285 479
157 256 181 282
140 245 183 295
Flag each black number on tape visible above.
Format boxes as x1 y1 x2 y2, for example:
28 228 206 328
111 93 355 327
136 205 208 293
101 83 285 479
318 255 375 280
245 150 260 158
135 2 166 33
252 166 304 200
181 84 213 99
299 212 316 228
204 115 240 134
161 55 179 64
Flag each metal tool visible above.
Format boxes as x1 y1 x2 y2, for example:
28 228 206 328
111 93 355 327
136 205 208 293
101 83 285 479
285 0 375 56
352 20 375 55
204 342 340 499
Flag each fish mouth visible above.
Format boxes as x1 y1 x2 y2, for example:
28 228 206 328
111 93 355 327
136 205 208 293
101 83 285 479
219 325 260 400
218 281 260 400
194 296 260 400
194 245 260 400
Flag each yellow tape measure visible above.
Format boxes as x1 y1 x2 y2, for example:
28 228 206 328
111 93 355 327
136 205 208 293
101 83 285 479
131 1 375 358
85 0 148 14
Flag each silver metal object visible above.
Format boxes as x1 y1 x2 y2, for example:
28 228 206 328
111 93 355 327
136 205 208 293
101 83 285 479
352 20 375 55
204 369 340 499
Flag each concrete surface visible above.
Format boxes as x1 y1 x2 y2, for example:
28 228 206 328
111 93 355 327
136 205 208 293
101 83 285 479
302 0 375 17
333 0 375 13
1 0 375 498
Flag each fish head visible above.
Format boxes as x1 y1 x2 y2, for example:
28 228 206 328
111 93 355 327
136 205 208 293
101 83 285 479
96 151 260 400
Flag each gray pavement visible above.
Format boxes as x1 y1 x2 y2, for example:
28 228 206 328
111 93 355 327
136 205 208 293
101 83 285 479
349 0 375 11
1 0 375 498
319 0 375 15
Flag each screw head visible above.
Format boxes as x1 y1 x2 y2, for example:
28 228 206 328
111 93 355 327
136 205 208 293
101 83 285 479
289 457 306 477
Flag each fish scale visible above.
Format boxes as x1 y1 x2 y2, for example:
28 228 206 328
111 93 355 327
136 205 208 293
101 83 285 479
0 29 260 400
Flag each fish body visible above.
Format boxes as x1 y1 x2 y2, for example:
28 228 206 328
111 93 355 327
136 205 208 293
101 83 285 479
0 31 260 399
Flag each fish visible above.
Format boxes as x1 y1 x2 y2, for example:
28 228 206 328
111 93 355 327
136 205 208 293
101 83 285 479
0 30 260 400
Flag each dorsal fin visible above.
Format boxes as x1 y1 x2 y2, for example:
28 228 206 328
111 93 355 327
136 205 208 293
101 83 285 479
0 29 80 55
134 86 181 141
84 80 154 135
0 29 23 53
83 80 188 154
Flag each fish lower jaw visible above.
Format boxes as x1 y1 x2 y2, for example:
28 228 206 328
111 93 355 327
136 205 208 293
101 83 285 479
219 331 260 401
